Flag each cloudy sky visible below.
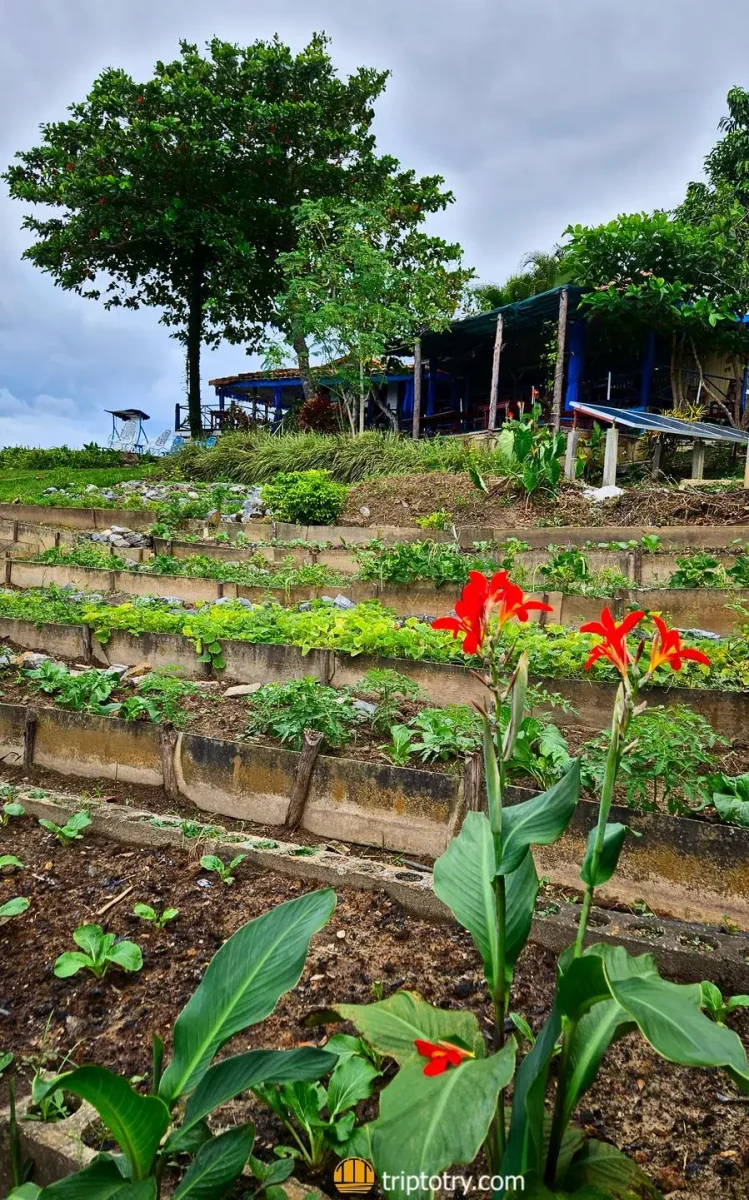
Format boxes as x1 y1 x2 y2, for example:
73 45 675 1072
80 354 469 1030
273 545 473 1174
2 0 748 448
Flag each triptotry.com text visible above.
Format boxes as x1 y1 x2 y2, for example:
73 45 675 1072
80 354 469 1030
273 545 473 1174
381 1173 524 1194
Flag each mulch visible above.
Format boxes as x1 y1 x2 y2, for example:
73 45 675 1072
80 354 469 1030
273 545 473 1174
0 822 747 1199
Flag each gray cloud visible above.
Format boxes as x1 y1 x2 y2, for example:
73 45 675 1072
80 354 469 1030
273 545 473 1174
2 0 748 445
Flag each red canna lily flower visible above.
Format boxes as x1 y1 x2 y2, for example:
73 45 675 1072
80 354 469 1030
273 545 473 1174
647 615 711 674
580 607 646 678
432 571 552 656
414 1038 474 1076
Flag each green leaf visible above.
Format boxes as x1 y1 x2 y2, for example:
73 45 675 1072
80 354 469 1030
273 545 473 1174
160 889 336 1103
334 991 485 1063
0 896 30 917
580 823 641 888
0 855 24 870
133 904 157 921
38 1153 158 1198
107 942 143 973
371 1045 516 1200
54 951 93 977
7 1187 41 1200
74 924 107 957
504 848 540 969
326 1055 379 1116
172 1124 255 1199
563 1138 661 1198
433 811 500 987
504 1003 562 1178
499 760 580 874
49 1067 170 1179
178 1048 337 1142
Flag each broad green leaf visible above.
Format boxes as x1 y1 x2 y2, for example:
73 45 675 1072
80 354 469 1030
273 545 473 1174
726 994 749 1012
505 848 540 968
0 855 24 869
371 1045 516 1200
49 1067 170 1179
7 1186 41 1200
54 951 92 977
561 1003 634 1131
39 1154 157 1198
580 823 641 888
433 812 500 987
499 760 580 874
326 1055 379 1116
160 889 336 1102
179 1048 337 1141
248 1153 295 1188
173 1123 255 1199
504 1003 562 1178
73 925 107 958
557 957 611 1022
108 941 143 973
200 855 223 872
334 991 485 1063
0 896 30 917
563 1138 661 1198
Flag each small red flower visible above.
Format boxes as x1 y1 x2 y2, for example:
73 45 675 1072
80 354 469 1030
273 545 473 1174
432 571 552 656
414 1039 474 1077
580 607 646 678
647 615 711 674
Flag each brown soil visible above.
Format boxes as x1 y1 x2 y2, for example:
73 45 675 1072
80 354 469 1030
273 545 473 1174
341 473 749 529
0 821 747 1198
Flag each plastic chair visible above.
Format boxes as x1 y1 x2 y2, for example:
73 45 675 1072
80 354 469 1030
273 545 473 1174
169 436 186 454
149 429 172 455
112 419 138 451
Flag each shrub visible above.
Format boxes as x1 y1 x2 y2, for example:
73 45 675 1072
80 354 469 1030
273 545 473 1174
261 470 348 525
297 394 341 433
245 677 360 751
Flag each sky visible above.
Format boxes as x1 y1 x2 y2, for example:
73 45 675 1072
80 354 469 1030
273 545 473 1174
2 0 749 448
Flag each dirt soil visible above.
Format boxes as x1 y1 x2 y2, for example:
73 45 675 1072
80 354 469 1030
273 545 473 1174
0 821 747 1199
341 473 749 529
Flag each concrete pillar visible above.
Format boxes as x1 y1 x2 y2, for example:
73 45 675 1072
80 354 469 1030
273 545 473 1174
602 425 619 487
564 428 580 480
691 440 706 481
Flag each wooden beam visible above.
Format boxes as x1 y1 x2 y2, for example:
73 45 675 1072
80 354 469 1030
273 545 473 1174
487 314 504 432
551 288 569 431
412 338 423 440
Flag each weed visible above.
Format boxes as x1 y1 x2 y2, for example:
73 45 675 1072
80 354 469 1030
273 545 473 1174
245 677 360 752
261 470 348 526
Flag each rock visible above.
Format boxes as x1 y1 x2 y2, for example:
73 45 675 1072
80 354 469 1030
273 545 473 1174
104 664 129 678
109 525 130 534
298 602 312 611
352 699 377 715
223 683 264 698
84 484 99 494
582 484 624 502
123 662 152 680
16 652 50 666
109 535 128 547
359 506 370 518
323 594 355 610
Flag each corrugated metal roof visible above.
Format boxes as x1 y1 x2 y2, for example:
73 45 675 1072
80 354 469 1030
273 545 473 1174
420 285 584 358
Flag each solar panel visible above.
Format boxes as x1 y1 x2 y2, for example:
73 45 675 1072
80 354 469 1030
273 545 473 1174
569 402 749 444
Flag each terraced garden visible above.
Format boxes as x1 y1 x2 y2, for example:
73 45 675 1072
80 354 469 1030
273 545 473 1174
2 452 749 1199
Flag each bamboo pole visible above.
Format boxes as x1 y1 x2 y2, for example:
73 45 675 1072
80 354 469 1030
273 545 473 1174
488 314 504 432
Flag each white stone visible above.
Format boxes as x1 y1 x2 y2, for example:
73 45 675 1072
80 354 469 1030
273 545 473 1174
223 683 264 698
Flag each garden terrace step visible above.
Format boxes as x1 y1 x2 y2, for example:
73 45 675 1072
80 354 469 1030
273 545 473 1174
2 701 748 927
13 788 749 995
0 613 743 735
5 557 749 634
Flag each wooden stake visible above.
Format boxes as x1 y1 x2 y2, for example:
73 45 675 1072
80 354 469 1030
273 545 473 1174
23 709 37 771
487 314 504 432
551 288 569 431
159 725 180 801
286 729 323 831
412 338 423 441
4 554 11 587
743 439 749 490
81 624 93 665
463 748 483 813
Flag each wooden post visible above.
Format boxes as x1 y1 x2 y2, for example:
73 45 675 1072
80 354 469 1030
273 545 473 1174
691 440 706 481
551 288 569 431
4 553 11 587
286 729 323 831
81 624 93 665
487 314 504 432
23 709 37 771
412 338 423 440
463 749 483 813
744 440 749 490
602 425 619 487
563 428 580 480
650 434 663 480
159 725 180 801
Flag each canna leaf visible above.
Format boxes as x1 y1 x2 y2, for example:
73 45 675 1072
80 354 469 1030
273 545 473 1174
334 991 485 1063
433 811 500 988
499 759 580 874
172 1124 255 1199
579 822 641 888
38 1154 157 1198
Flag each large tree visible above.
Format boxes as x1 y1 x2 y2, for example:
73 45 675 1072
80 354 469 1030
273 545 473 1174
266 194 472 431
4 35 400 437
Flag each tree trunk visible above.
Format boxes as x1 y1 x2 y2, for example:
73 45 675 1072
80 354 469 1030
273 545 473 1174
187 247 205 440
293 334 316 401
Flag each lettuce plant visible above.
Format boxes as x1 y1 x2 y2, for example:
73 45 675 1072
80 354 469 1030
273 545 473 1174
53 924 143 979
330 575 749 1199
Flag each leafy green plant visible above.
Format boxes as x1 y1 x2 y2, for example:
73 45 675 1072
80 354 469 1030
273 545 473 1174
0 898 29 918
253 1051 379 1170
1 800 25 825
25 1073 72 1124
415 511 452 531
381 724 415 766
581 704 725 814
245 677 360 751
505 403 566 495
707 771 749 826
22 889 338 1195
38 810 91 846
409 705 482 762
358 667 421 733
668 552 727 589
726 549 749 587
640 533 662 554
199 853 246 886
261 470 348 526
700 981 749 1024
24 662 120 716
133 903 179 929
0 855 24 871
538 546 628 598
53 924 143 979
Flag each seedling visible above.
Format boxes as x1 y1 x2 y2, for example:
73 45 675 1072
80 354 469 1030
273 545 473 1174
53 924 143 979
133 902 179 929
38 810 91 846
700 981 749 1025
0 801 25 826
199 853 246 885
381 724 413 766
288 846 319 857
0 898 29 918
25 1072 71 1124
0 856 24 872
251 839 279 850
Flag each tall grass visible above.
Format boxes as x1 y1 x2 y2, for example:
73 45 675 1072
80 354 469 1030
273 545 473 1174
168 431 511 485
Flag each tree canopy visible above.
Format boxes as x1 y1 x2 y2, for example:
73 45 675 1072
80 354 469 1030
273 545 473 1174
465 248 568 314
